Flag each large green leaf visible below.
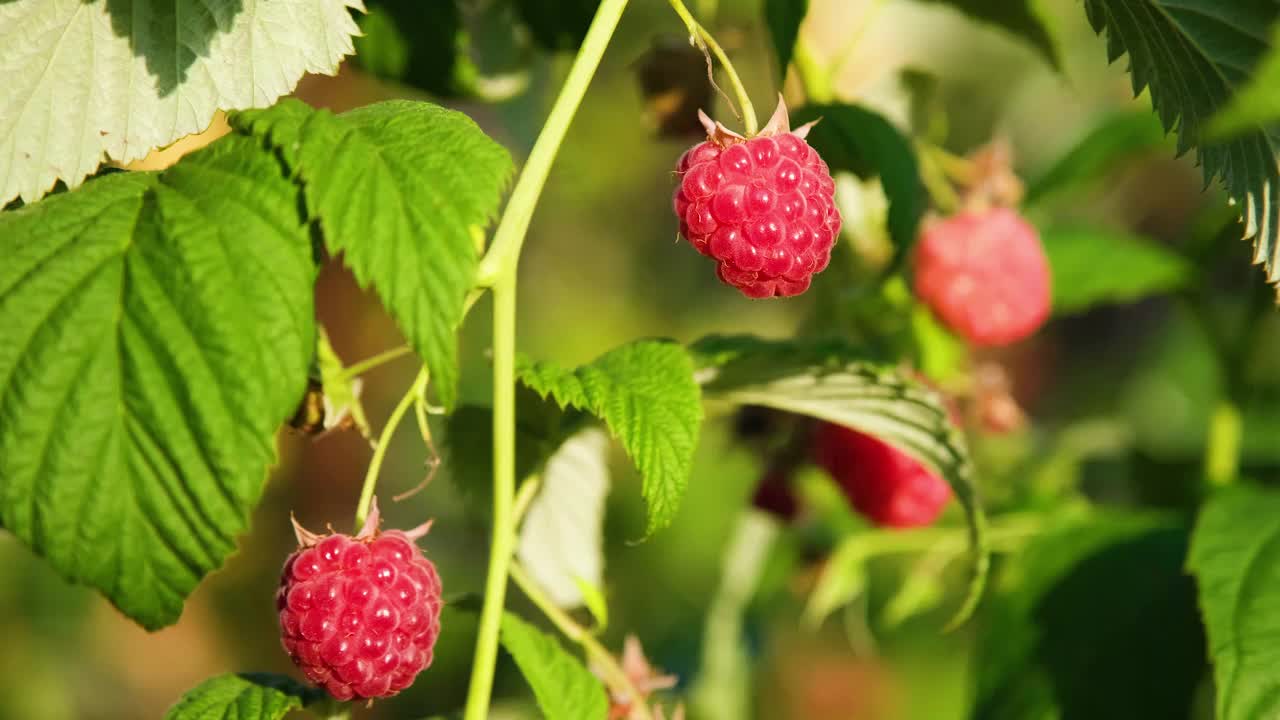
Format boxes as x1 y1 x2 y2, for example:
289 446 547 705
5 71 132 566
1188 486 1280 720
0 136 314 629
1041 226 1194 314
690 334 987 627
1024 111 1170 207
912 0 1059 68
500 612 610 720
1209 24 1280 139
231 99 513 409
1083 1 1280 292
0 0 362 206
764 0 810 77
517 428 611 609
518 340 702 536
972 513 1205 720
164 673 321 720
793 104 926 260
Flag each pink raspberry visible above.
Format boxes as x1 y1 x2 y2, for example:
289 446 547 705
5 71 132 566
913 207 1051 347
812 423 952 529
277 499 442 701
673 97 841 298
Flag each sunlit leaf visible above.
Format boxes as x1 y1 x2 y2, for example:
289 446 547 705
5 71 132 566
0 0 362 206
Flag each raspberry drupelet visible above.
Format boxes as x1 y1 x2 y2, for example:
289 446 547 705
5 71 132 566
277 498 442 701
673 97 842 298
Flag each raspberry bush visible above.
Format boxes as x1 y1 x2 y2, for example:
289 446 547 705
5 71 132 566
0 1 1277 719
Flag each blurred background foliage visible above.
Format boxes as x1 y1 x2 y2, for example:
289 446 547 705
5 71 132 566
3 0 1275 718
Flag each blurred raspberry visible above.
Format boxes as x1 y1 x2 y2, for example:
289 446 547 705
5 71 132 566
913 208 1051 347
812 423 952 528
673 97 841 298
751 468 800 521
277 499 442 701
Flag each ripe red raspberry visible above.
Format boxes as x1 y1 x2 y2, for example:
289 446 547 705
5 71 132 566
812 423 951 528
912 207 1051 347
277 499 442 701
673 97 841 298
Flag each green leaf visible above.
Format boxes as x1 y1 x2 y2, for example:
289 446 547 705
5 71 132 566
764 0 810 77
803 531 870 627
0 0 362 206
514 0 601 51
575 577 610 631
1188 486 1280 720
0 135 314 629
1023 111 1170 207
911 0 1059 69
1209 24 1280 139
972 512 1205 720
1083 0 1280 292
691 334 987 627
316 328 372 438
793 104 926 260
517 428 611 609
354 0 507 99
164 673 322 720
518 341 702 536
231 99 513 409
1041 226 1194 314
446 388 591 506
500 612 610 720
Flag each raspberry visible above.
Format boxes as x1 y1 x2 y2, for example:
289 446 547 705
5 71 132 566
277 499 442 701
812 423 951 528
912 207 1051 347
673 97 841 298
751 468 799 521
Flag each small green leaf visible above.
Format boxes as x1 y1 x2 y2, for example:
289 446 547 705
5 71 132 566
517 428 611 610
793 104 926 260
764 0 810 76
231 99 513 409
1083 0 1280 293
972 513 1205 720
0 0 362 206
1041 226 1194 313
911 0 1059 69
691 334 986 627
1023 111 1170 207
575 577 610 631
446 389 591 506
1188 486 1280 720
803 533 871 627
1209 24 1280 139
500 612 610 720
164 673 322 720
0 135 314 630
518 341 702 536
316 328 372 438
